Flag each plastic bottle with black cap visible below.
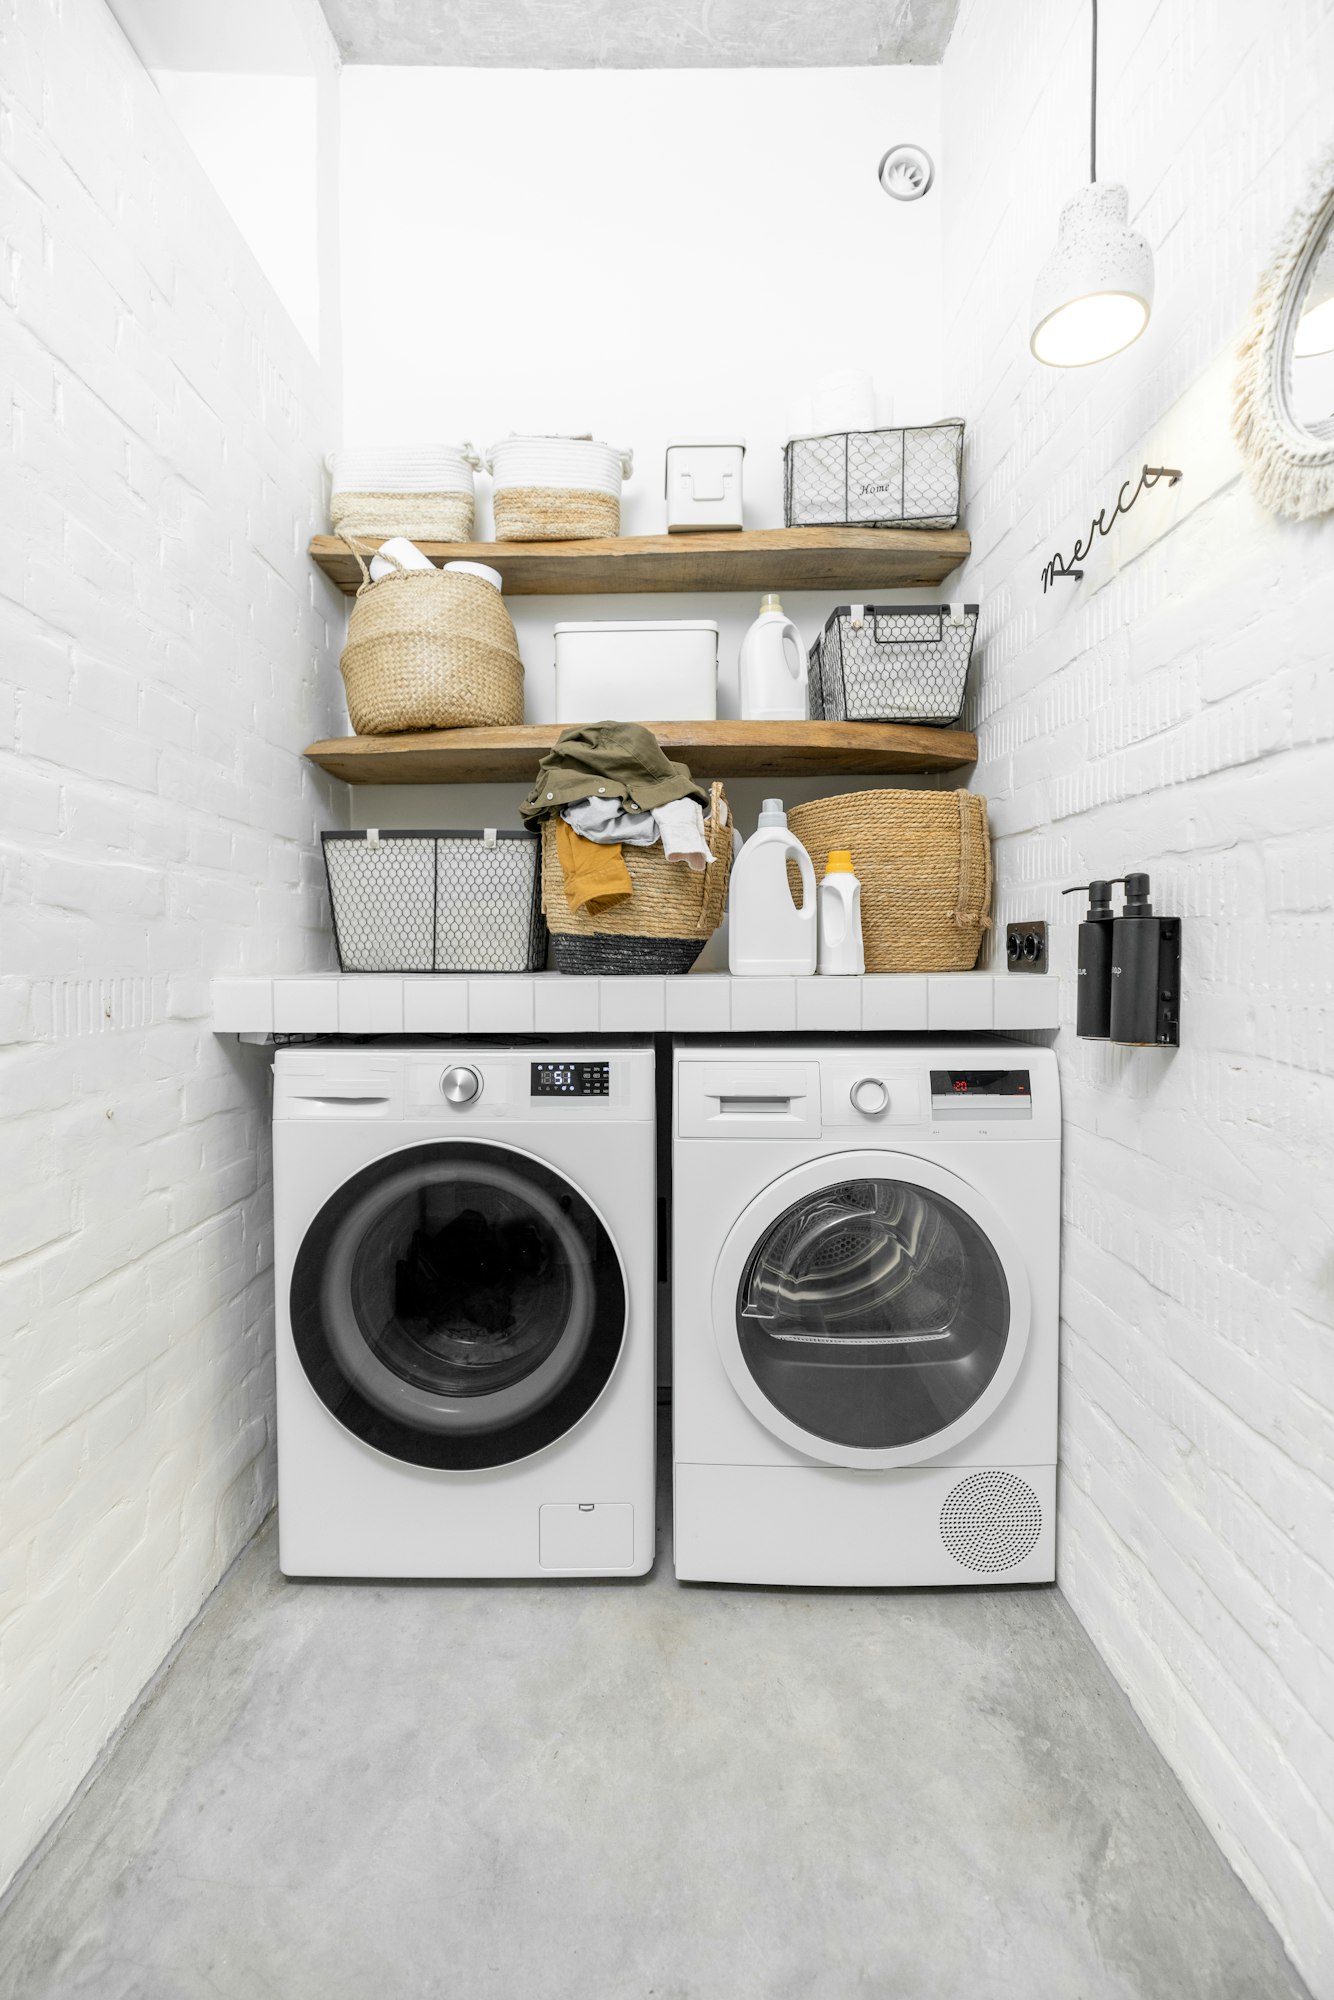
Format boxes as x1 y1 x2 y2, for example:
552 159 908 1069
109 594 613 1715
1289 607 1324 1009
1060 878 1123 1038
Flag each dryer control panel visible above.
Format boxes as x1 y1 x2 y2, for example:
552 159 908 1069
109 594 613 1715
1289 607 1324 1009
930 1067 1033 1120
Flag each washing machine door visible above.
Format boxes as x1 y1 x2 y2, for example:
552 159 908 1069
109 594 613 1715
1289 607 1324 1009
291 1140 626 1469
712 1151 1031 1469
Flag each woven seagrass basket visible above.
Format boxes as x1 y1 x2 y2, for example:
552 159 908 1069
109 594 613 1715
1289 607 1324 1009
338 539 523 735
787 790 992 972
331 491 475 542
541 783 733 974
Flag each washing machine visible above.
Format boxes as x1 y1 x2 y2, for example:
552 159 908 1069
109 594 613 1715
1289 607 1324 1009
672 1039 1059 1586
274 1041 656 1578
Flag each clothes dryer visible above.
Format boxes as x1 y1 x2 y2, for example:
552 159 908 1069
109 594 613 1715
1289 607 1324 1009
275 1042 656 1577
673 1040 1059 1585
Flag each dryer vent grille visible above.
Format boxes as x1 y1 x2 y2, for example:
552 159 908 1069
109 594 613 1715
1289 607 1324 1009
940 1470 1042 1573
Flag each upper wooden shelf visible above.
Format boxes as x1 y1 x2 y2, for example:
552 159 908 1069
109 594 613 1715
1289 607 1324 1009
303 720 977 786
311 526 970 597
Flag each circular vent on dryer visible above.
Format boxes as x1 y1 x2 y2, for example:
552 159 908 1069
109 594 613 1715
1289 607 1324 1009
940 1470 1042 1573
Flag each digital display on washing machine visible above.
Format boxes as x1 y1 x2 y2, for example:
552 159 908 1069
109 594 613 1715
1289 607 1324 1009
931 1068 1031 1101
531 1061 611 1098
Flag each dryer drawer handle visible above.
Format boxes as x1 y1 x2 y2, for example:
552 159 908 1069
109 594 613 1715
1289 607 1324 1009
291 1092 391 1104
716 1095 796 1116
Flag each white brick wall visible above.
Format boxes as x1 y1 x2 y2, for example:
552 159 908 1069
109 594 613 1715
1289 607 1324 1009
943 4 1334 1993
0 0 344 1895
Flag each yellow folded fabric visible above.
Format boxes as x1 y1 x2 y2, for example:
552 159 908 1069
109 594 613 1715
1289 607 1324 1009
555 819 632 915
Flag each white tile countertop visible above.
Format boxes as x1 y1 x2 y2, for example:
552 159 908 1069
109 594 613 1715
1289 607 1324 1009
212 971 1060 1037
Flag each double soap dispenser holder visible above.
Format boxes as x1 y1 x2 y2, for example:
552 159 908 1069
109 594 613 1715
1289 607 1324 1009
1062 873 1181 1047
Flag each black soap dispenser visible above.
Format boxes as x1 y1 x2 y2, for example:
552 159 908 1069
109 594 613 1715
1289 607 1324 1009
1109 872 1182 1047
1061 879 1121 1038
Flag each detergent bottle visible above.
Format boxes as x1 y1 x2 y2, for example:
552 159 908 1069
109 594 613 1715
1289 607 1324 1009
728 799 817 975
817 851 865 975
739 595 807 721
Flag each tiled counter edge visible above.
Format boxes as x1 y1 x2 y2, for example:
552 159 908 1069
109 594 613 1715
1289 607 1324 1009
211 972 1060 1037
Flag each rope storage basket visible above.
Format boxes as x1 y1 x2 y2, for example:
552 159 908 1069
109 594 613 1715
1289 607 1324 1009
338 540 523 735
809 603 978 725
322 829 546 973
786 790 992 973
541 783 733 975
328 444 480 542
783 422 963 529
486 436 634 542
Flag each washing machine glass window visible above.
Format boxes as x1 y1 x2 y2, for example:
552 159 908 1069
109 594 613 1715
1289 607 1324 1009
290 1141 626 1469
736 1176 1009 1451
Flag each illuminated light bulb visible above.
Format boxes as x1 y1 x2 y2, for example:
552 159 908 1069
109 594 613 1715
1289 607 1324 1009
1030 183 1154 368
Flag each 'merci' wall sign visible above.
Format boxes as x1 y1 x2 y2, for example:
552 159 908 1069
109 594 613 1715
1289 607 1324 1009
1041 463 1183 591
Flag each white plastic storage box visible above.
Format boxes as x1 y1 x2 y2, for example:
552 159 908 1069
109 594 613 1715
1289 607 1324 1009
665 438 745 533
553 620 719 723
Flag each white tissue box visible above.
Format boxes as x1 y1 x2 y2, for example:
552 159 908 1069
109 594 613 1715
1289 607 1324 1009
664 439 745 533
553 620 719 723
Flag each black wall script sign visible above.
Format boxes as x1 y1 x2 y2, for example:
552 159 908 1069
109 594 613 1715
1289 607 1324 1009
1041 465 1183 592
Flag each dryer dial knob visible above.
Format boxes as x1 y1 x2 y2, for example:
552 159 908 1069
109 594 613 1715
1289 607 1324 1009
850 1076 890 1116
441 1065 482 1105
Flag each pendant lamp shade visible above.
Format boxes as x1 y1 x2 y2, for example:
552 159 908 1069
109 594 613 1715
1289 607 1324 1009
1030 182 1154 367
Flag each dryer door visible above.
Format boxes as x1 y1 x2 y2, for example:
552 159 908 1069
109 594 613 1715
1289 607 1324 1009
712 1151 1031 1469
291 1141 626 1469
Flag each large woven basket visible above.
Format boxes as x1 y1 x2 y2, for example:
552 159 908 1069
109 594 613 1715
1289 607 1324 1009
787 790 992 972
338 540 523 735
541 783 733 974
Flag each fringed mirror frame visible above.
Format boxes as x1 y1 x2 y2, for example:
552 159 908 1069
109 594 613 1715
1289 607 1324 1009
1233 141 1334 519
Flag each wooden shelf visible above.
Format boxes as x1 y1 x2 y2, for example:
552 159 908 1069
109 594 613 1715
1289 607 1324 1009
311 525 970 596
303 720 977 786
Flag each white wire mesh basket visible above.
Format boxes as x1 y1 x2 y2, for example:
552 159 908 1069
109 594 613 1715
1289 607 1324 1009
808 602 979 725
783 422 963 529
322 829 547 973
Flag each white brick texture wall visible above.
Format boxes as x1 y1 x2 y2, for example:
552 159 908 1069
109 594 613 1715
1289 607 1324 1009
0 0 344 1895
943 4 1334 1992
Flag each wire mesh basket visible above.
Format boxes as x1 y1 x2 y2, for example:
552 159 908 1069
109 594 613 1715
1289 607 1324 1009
322 829 547 974
783 422 963 529
808 602 978 726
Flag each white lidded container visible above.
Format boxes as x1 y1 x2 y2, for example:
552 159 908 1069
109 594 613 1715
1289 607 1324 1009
664 437 746 533
553 619 719 723
328 444 480 542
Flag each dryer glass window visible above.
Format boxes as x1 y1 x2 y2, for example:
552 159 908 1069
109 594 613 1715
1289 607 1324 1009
291 1143 625 1470
736 1178 1008 1450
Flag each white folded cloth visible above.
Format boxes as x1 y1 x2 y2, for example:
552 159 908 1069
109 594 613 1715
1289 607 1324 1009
369 536 435 582
562 796 660 847
653 796 712 871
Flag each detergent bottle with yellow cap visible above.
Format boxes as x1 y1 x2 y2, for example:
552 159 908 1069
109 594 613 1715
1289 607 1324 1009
817 850 864 976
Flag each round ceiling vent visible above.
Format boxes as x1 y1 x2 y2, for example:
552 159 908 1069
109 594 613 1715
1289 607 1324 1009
878 144 935 202
940 1470 1042 1573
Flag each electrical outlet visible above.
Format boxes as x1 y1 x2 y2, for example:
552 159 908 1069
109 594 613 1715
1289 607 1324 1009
1005 920 1048 973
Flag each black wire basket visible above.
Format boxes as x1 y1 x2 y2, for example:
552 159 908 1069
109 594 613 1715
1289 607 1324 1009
322 829 547 973
808 603 979 726
783 421 963 529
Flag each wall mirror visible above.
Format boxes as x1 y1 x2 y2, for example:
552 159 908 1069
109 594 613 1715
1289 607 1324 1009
1234 144 1334 517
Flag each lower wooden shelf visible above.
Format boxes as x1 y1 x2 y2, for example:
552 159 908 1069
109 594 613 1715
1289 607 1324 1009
304 720 977 785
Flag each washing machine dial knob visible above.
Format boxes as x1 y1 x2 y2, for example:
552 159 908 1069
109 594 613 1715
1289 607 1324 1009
850 1076 890 1117
441 1065 482 1105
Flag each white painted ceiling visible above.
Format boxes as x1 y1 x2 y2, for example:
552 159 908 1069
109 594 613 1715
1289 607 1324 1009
318 0 960 67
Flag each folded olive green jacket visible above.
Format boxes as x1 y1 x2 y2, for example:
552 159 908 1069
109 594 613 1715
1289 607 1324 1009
520 721 708 829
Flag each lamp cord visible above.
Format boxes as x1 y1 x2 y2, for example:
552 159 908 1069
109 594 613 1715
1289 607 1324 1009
1090 0 1098 182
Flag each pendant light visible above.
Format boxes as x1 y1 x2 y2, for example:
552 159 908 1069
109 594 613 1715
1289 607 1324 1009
1030 0 1154 367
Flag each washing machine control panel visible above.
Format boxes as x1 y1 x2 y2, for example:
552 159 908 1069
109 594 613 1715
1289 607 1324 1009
930 1067 1033 1119
531 1060 611 1098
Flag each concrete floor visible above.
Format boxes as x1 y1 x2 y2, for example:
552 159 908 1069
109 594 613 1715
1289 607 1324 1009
0 1421 1309 2000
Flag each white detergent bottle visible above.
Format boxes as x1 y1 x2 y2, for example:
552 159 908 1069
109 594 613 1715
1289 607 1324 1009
739 594 807 721
817 850 865 975
728 799 817 975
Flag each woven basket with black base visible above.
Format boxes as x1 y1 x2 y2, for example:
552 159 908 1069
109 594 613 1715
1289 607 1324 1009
541 783 732 974
787 790 992 972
